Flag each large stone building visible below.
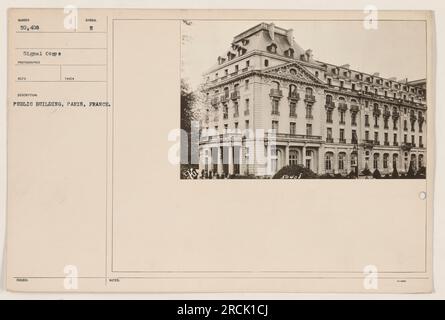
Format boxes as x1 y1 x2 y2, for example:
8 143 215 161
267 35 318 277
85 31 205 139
198 23 427 177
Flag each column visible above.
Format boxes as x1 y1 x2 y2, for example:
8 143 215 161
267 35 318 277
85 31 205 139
302 145 307 167
228 146 234 175
217 146 223 174
285 144 290 166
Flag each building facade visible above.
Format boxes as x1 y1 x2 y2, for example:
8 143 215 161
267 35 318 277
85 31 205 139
198 23 427 177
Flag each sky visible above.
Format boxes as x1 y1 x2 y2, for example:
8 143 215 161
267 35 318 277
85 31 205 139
181 20 427 90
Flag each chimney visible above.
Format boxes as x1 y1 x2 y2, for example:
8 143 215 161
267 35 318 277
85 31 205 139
268 23 275 41
286 28 293 44
305 49 313 62
372 72 380 77
340 64 350 69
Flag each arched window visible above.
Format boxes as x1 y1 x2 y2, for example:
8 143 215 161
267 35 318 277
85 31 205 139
419 154 424 168
326 94 332 104
393 153 399 168
383 153 389 169
271 81 280 90
373 153 380 169
306 87 313 96
338 152 346 171
289 149 299 166
289 68 297 75
289 84 297 95
325 152 333 172
350 152 357 167
264 59 269 67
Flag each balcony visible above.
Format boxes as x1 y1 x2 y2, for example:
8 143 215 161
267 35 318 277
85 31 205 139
338 102 348 110
325 101 335 109
393 141 399 146
339 139 346 144
244 109 250 116
326 137 334 143
305 94 316 103
339 120 346 125
230 91 240 100
350 104 359 112
401 142 413 151
269 89 283 97
288 91 300 100
289 112 297 118
326 119 333 124
220 94 230 103
419 143 424 148
351 139 358 144
384 141 390 146
363 139 374 149
271 110 280 116
374 140 380 145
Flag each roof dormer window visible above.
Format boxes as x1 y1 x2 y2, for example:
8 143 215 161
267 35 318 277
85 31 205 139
267 43 277 54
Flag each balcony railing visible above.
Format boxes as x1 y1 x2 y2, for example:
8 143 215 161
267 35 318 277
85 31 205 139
220 95 229 103
401 142 413 150
269 89 283 97
384 141 390 146
265 133 322 141
374 140 380 145
326 137 334 143
288 92 300 100
325 102 335 109
230 91 240 100
419 143 424 148
305 94 316 103
244 109 250 116
271 110 280 116
338 102 348 110
339 139 346 144
289 112 297 118
393 141 399 146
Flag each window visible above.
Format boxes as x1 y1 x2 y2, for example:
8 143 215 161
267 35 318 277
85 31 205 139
245 99 249 111
272 120 279 131
374 115 379 127
326 110 333 123
352 130 357 143
365 114 370 127
327 128 333 142
351 112 357 126
289 150 298 166
365 130 369 140
224 124 228 133
327 78 332 85
393 118 398 130
384 117 389 129
315 71 319 78
373 153 380 169
340 110 345 124
404 134 407 143
289 102 297 117
325 153 333 171
225 69 228 76
234 102 239 116
306 105 313 119
245 79 249 90
352 83 356 91
383 154 389 169
264 59 269 67
246 60 250 67
245 120 249 130
306 123 312 136
339 129 345 142
340 80 344 88
326 94 333 104
338 153 345 170
223 104 228 119
384 132 389 143
419 136 423 147
271 99 279 115
374 132 379 143
234 122 239 130
411 135 415 145
290 122 296 135
394 133 398 145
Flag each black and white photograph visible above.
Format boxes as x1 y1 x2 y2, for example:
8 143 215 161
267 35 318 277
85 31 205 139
180 20 427 179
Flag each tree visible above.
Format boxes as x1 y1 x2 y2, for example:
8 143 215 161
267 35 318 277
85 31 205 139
272 165 318 179
406 160 416 178
372 168 381 179
180 79 199 170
